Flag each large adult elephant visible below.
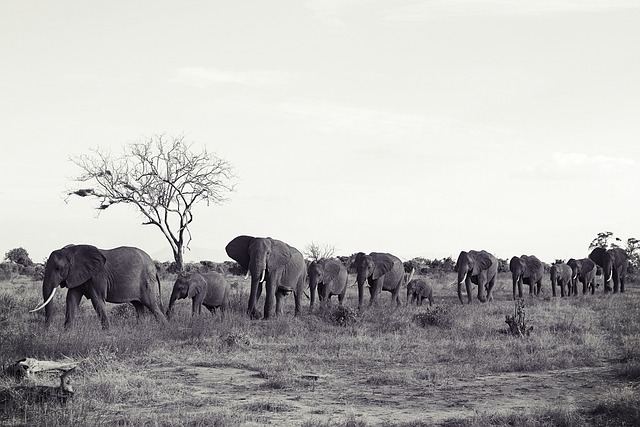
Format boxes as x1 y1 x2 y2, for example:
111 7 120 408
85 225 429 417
225 235 306 319
355 252 405 308
455 250 497 304
30 244 166 329
567 258 598 295
550 263 573 297
166 272 230 320
588 247 629 293
509 255 545 299
308 258 348 309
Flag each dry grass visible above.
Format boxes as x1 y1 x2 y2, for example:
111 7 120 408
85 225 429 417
0 272 639 426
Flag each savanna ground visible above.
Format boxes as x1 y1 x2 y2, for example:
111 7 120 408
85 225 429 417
1 272 639 426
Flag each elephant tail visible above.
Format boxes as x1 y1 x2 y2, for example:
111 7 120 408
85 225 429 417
156 273 164 312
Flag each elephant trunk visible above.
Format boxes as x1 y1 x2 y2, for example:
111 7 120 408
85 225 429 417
477 284 487 303
308 275 319 309
356 270 368 308
247 259 266 318
457 268 468 304
31 268 62 321
166 288 181 318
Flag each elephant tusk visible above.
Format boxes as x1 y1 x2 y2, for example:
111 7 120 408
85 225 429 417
459 272 467 285
30 287 57 313
244 270 250 280
259 269 266 284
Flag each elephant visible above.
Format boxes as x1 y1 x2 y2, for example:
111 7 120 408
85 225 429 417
166 272 230 320
30 244 166 329
509 255 545 299
225 235 306 319
588 247 629 293
307 258 348 309
455 250 498 304
406 279 434 306
550 263 573 297
567 258 598 295
355 252 405 308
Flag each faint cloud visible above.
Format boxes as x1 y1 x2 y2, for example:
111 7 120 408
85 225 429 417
170 67 288 88
380 0 640 21
522 152 637 187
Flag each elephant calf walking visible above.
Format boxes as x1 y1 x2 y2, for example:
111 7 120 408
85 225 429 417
166 272 230 320
406 279 434 306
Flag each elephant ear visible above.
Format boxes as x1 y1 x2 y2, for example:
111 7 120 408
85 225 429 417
472 251 493 275
582 258 596 273
266 239 293 270
322 261 342 284
588 247 607 267
525 256 542 275
225 235 254 270
65 245 106 288
187 274 206 298
370 253 395 280
509 256 522 273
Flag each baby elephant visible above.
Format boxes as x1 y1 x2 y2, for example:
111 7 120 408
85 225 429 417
166 272 230 320
406 279 434 306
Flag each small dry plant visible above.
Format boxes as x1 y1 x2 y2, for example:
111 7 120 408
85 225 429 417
505 298 533 337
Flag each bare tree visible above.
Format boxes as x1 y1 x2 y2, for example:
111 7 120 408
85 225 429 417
67 134 235 271
304 241 336 261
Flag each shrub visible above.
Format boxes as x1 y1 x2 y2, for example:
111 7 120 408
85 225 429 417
412 306 453 328
326 305 360 327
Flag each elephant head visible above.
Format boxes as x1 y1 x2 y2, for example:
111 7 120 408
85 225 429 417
31 245 107 323
567 258 597 294
225 235 295 319
308 259 340 307
166 272 206 317
588 247 629 292
455 250 496 304
355 252 402 308
509 255 544 299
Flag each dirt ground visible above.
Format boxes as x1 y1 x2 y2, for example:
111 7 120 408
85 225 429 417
105 361 634 426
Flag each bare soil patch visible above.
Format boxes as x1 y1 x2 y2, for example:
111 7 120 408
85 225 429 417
102 361 634 426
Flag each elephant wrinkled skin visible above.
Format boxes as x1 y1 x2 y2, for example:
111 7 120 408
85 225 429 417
308 258 348 310
31 244 167 329
567 258 598 295
550 263 573 297
509 255 545 299
455 250 497 304
355 252 405 308
406 279 434 306
166 272 230 320
588 247 629 293
225 235 306 319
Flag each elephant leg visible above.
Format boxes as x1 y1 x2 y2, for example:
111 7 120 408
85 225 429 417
64 289 83 328
87 293 110 330
486 277 496 302
263 283 275 319
131 301 146 320
613 271 620 293
274 288 287 316
337 290 345 306
293 288 302 317
369 278 383 306
620 274 625 293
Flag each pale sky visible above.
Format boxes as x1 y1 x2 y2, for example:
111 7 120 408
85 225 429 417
1 1 639 265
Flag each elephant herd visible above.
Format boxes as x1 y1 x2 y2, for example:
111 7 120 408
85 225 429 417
29 237 630 328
